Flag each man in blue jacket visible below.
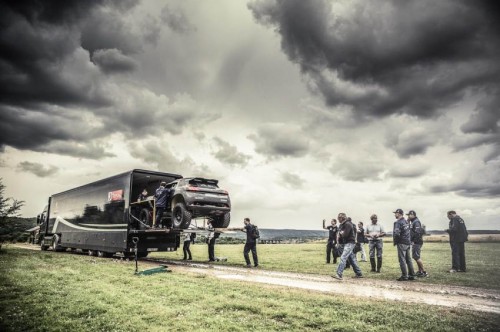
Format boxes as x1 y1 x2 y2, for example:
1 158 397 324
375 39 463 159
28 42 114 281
393 209 415 281
446 211 468 273
154 182 170 228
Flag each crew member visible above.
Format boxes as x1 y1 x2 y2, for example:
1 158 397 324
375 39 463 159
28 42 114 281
407 210 428 277
323 218 338 264
356 221 367 262
393 208 415 281
366 214 385 273
332 213 363 280
207 220 216 262
182 231 193 261
154 182 170 228
242 217 259 267
446 210 468 273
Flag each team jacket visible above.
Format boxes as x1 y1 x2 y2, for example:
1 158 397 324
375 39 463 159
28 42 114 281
393 217 411 245
154 187 170 208
410 218 424 245
447 215 468 243
326 225 338 244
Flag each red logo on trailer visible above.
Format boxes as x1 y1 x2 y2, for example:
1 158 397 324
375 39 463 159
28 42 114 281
108 190 124 202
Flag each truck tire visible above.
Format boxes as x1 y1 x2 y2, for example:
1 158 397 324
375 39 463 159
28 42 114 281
52 234 64 252
97 251 113 258
137 252 149 258
172 203 191 229
212 212 231 228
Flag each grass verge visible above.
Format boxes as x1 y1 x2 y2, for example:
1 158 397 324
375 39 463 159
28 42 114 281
1 247 499 331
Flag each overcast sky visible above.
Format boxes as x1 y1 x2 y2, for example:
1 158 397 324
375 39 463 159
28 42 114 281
1 0 499 230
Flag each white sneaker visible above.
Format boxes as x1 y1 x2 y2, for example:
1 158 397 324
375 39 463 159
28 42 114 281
449 269 457 273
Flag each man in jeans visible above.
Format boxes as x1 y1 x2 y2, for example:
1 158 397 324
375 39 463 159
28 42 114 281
332 213 363 280
393 209 415 281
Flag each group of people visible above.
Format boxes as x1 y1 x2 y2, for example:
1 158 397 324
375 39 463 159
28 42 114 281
182 217 260 267
324 209 468 281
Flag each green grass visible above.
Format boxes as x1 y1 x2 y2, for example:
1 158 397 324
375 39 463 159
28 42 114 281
1 247 499 332
154 241 500 290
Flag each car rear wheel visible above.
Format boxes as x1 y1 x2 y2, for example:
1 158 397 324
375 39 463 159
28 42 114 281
172 203 192 229
211 212 230 228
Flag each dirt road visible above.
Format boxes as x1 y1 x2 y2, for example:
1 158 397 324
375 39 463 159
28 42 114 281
10 244 500 314
159 260 500 315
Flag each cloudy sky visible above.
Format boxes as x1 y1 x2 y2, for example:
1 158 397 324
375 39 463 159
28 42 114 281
1 0 499 230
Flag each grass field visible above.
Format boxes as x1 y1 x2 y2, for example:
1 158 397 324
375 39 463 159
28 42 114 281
152 240 500 290
1 244 499 331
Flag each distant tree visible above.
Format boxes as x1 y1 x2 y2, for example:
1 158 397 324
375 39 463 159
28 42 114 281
0 178 24 223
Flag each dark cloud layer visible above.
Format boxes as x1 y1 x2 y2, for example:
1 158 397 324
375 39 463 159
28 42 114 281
0 0 207 159
212 137 251 168
249 0 500 118
248 123 310 159
17 161 59 177
249 0 500 195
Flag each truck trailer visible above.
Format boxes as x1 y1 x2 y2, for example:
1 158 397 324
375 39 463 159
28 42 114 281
37 169 184 257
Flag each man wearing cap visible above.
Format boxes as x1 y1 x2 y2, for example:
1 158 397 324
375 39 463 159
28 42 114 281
393 209 415 281
407 210 428 277
323 218 338 264
366 214 385 272
446 211 468 272
332 213 363 280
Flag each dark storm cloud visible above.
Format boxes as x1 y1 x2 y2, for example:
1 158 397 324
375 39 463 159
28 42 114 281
212 137 251 167
385 128 438 159
17 161 59 177
0 0 187 158
92 49 138 74
429 160 500 197
248 124 310 159
249 0 500 117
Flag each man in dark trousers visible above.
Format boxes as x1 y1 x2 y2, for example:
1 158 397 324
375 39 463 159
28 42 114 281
206 220 216 262
407 210 428 277
332 213 363 280
446 210 468 273
154 182 170 228
242 217 259 268
393 208 415 281
366 214 385 273
323 218 338 264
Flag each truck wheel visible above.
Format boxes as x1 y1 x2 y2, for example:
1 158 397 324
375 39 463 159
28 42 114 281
212 212 231 228
137 252 149 258
97 251 112 258
172 203 191 229
88 250 97 256
140 208 152 229
52 234 64 252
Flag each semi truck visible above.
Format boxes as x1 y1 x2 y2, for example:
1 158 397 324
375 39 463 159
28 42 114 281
36 169 231 258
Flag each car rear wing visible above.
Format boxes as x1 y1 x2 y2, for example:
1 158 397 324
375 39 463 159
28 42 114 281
188 178 219 186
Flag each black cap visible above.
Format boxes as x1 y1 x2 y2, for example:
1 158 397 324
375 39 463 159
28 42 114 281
406 210 416 216
393 208 403 214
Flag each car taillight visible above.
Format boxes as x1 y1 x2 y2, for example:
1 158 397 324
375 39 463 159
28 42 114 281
187 186 199 191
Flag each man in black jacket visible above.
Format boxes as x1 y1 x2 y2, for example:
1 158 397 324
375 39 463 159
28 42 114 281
323 218 338 264
332 213 363 280
407 210 428 277
242 217 259 267
446 211 468 272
